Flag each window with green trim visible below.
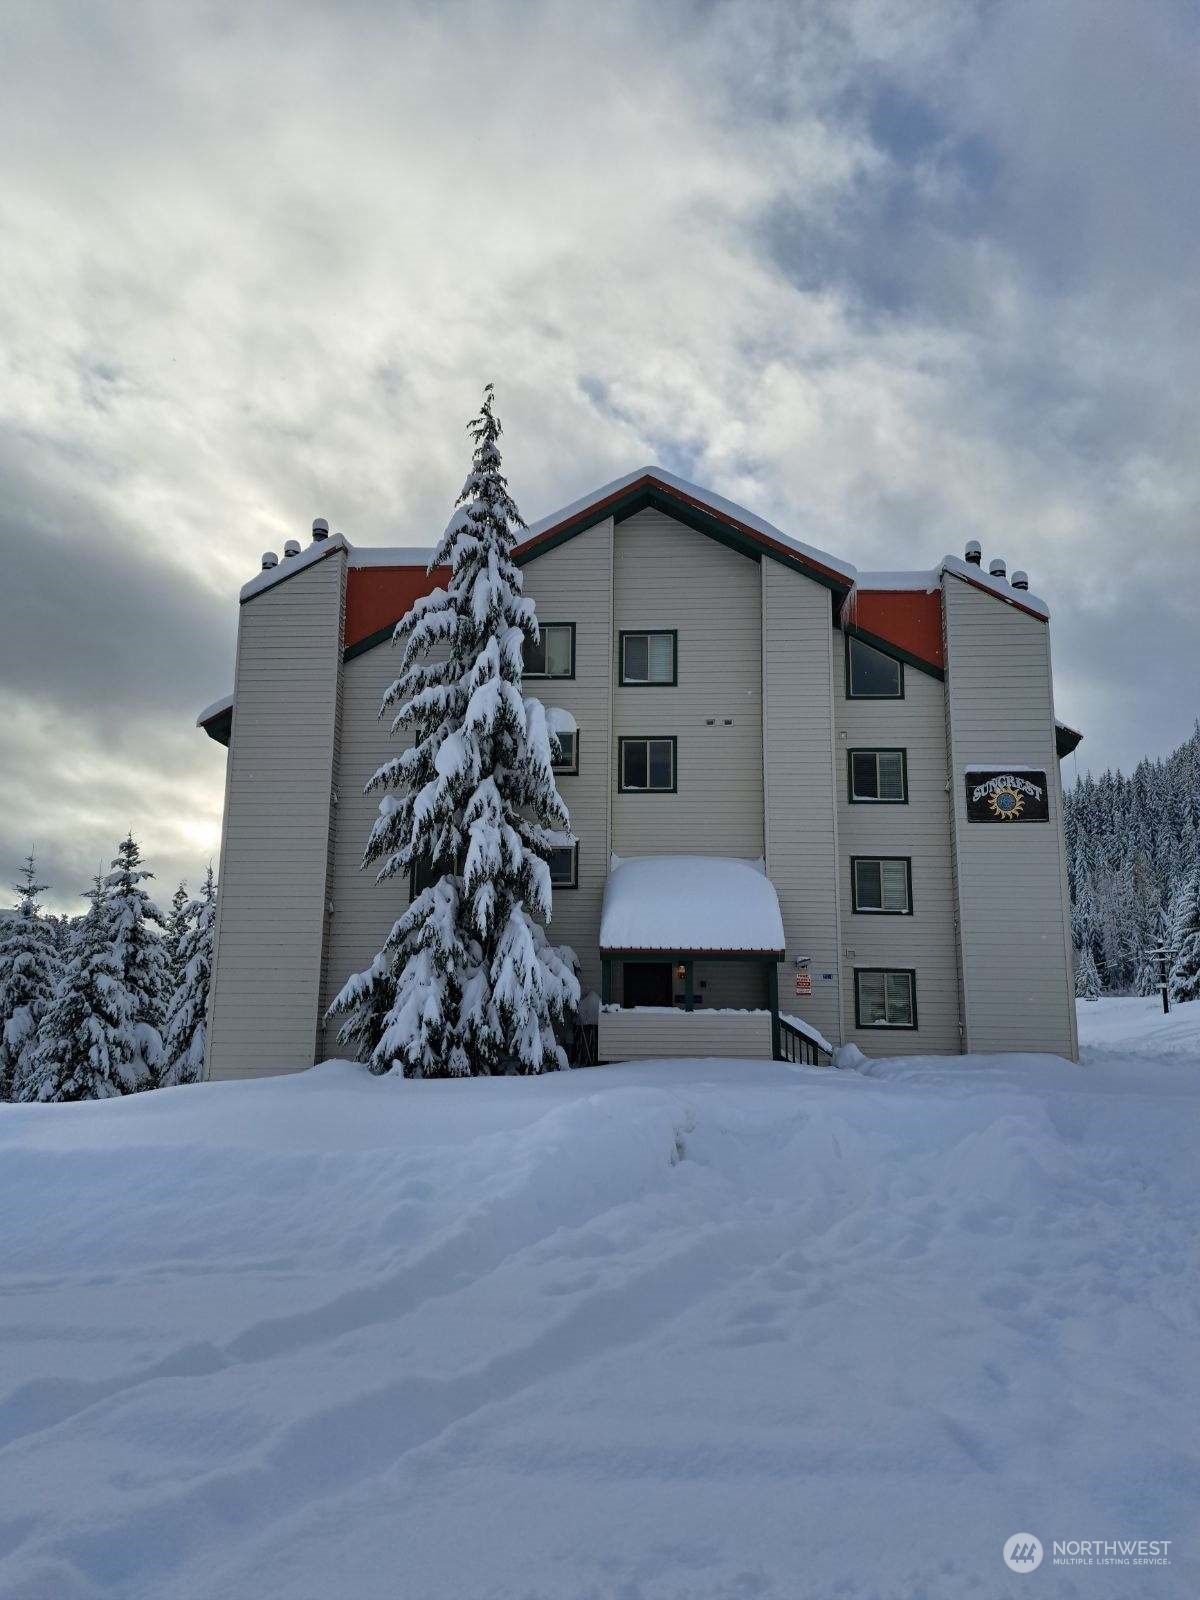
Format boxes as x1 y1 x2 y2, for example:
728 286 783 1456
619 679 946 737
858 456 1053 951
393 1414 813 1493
524 623 575 678
847 635 903 698
852 857 912 914
620 631 677 686
849 749 908 803
855 969 916 1028
619 737 676 793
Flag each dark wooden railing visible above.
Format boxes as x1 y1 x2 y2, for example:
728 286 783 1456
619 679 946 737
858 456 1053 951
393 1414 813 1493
777 1014 832 1066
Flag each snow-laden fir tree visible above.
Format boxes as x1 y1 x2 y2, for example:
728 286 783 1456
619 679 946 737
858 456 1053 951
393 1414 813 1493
21 874 142 1102
1168 870 1200 1004
161 867 216 1086
104 833 170 1084
0 853 62 1100
166 880 190 995
328 385 580 1076
1073 941 1101 1001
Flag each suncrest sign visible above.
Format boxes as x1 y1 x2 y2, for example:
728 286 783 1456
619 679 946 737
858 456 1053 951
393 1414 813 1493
965 769 1049 823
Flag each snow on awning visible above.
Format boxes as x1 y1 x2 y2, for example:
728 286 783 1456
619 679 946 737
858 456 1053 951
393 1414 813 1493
600 856 786 956
197 693 234 747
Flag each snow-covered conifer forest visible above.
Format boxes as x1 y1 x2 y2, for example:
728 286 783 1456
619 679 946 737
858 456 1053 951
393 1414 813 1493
1065 722 1200 1000
0 841 217 1102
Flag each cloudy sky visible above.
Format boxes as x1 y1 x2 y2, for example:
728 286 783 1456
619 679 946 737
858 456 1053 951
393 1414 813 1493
2 0 1197 911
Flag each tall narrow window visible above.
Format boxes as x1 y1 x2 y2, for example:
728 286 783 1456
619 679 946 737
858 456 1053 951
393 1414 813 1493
846 635 903 698
849 749 908 803
546 843 578 888
852 857 912 914
550 729 578 775
620 631 677 686
523 623 575 678
855 969 916 1028
619 737 676 793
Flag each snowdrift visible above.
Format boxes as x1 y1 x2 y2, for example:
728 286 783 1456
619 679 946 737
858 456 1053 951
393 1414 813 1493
1 1004 1198 1598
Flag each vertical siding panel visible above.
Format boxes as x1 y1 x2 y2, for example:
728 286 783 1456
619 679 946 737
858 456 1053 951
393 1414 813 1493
834 652 962 1054
206 552 345 1080
612 509 764 859
319 641 416 1048
519 517 615 999
761 562 842 1049
944 576 1077 1058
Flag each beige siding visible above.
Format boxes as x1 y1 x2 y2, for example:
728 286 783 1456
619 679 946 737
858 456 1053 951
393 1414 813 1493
612 509 763 859
835 655 961 1054
520 517 615 997
761 562 843 1048
693 960 769 1010
599 1008 772 1061
943 575 1078 1059
206 550 346 1080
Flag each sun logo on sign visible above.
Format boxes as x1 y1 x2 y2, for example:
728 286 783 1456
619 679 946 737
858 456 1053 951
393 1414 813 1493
987 785 1025 820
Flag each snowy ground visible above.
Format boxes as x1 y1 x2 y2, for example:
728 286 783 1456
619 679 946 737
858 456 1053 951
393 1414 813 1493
1 1002 1197 1599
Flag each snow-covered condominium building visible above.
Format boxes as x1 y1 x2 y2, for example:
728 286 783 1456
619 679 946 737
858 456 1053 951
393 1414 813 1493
198 468 1082 1077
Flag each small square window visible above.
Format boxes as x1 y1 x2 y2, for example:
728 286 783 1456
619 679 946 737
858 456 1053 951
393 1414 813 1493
620 631 676 686
550 729 578 775
547 843 578 888
855 969 916 1028
619 737 676 792
849 749 908 803
524 623 575 678
852 857 911 914
847 636 903 698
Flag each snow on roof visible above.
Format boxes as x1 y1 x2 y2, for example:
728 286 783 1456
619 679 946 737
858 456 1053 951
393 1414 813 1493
939 554 1049 618
231 473 1048 625
852 569 942 593
523 466 859 582
852 558 1049 617
349 547 437 569
195 693 234 729
600 855 786 954
239 533 349 602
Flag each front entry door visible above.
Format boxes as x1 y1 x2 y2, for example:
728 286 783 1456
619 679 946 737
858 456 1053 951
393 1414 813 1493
623 961 674 1008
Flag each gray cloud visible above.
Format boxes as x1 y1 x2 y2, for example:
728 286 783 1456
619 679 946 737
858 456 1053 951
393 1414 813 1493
1 0 1197 909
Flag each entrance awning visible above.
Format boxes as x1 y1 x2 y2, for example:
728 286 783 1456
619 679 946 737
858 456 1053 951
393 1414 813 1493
599 856 785 957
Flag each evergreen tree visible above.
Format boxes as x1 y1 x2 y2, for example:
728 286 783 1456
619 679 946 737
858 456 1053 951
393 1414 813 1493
21 875 141 1102
0 854 62 1100
1074 942 1102 1000
328 385 580 1076
166 880 190 995
104 834 170 1083
1168 870 1200 1003
161 868 216 1086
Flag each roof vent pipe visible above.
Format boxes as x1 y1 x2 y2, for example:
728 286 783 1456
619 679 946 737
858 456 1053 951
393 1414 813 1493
261 551 279 570
283 539 301 559
312 517 329 542
1011 570 1029 591
988 557 1007 580
964 540 982 565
